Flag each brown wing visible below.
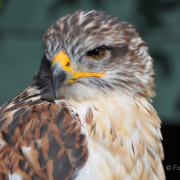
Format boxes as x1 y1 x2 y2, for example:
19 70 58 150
0 99 88 180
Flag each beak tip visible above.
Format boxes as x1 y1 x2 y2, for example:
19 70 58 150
52 80 59 100
51 61 67 100
54 93 58 100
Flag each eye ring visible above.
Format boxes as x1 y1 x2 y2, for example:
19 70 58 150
87 47 107 60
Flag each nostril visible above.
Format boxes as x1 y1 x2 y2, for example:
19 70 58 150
66 62 70 66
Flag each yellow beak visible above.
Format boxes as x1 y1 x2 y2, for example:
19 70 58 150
51 51 106 99
52 51 106 83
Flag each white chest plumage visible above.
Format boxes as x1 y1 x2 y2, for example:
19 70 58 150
70 93 164 180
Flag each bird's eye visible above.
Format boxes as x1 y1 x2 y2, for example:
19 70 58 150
87 47 107 60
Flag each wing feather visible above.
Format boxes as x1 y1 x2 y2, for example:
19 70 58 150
0 99 88 180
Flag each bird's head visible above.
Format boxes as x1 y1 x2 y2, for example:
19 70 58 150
34 10 155 101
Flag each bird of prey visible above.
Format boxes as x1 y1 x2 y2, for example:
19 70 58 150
0 10 165 180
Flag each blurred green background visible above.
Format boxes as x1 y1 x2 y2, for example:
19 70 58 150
0 0 180 124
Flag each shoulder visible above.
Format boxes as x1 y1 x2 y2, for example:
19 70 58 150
0 99 89 180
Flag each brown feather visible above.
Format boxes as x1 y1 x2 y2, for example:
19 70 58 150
0 94 88 180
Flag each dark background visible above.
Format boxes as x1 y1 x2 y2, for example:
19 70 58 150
0 0 180 179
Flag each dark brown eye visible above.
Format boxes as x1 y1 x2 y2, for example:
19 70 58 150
87 47 107 60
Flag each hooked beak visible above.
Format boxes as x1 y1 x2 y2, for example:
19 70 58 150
51 51 106 99
51 61 67 99
51 51 72 99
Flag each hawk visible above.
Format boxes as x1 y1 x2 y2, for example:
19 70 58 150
0 10 165 180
